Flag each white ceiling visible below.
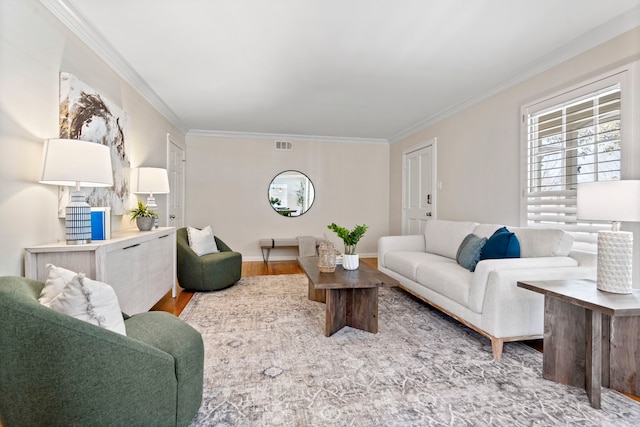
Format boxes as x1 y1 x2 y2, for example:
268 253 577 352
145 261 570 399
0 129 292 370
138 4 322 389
45 0 640 142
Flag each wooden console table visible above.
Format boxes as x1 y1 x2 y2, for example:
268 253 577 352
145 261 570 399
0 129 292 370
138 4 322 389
25 228 176 315
518 279 640 409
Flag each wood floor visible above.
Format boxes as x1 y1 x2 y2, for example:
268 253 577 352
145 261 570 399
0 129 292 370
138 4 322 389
150 258 377 316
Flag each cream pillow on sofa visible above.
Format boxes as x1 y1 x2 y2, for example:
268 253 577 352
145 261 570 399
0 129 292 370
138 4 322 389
47 273 127 336
39 266 127 336
38 264 78 306
187 225 219 256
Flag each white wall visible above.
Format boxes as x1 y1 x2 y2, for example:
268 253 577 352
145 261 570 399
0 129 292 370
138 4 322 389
389 27 640 286
0 0 184 276
185 135 389 260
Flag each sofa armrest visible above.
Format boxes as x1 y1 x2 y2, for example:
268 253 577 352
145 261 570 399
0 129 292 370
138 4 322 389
469 257 592 313
125 312 204 426
476 266 597 339
468 256 596 323
569 249 597 272
377 235 426 268
214 236 233 252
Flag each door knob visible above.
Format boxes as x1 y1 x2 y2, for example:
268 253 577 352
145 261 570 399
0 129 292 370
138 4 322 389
169 214 176 219
426 212 432 217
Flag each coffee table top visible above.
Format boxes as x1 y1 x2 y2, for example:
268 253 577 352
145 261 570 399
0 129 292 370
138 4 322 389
297 256 400 290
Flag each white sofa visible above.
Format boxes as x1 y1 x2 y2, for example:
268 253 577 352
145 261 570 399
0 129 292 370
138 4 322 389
378 219 596 361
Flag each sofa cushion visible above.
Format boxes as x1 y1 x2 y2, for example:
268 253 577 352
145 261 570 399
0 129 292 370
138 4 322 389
416 262 473 308
511 228 573 257
385 251 456 281
424 220 478 259
480 227 520 260
456 234 487 272
473 224 504 239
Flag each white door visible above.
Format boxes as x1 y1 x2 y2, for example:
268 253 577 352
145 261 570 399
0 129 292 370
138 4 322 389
167 134 185 228
403 140 436 234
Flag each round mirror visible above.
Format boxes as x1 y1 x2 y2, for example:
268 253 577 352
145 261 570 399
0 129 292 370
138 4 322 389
268 170 315 217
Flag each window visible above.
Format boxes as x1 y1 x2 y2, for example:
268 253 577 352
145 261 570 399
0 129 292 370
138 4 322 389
522 71 630 250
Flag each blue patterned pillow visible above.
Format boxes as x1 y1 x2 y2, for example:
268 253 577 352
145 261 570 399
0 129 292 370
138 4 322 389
479 227 520 260
456 234 487 272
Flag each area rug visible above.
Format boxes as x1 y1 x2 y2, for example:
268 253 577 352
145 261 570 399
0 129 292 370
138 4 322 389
180 274 640 426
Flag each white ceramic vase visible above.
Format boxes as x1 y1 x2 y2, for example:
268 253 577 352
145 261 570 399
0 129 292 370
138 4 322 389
343 254 359 270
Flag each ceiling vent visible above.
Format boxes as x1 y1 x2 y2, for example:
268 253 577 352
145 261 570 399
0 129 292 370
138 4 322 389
275 140 293 151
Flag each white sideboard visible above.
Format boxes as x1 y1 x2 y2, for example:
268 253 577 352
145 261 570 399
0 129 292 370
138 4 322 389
24 227 176 315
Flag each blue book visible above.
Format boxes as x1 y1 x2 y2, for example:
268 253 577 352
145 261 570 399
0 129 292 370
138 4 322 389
91 207 111 240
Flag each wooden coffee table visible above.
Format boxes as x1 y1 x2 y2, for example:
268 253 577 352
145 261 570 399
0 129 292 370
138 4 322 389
297 257 400 336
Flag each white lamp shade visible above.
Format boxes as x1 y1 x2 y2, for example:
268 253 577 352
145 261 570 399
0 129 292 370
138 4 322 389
577 180 640 222
131 167 170 194
39 139 113 187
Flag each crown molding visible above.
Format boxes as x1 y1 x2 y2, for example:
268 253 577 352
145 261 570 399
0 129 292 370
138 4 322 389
389 6 640 144
41 0 640 145
187 129 389 145
40 0 188 134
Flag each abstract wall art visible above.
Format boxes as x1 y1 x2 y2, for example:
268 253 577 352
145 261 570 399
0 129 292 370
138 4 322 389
58 72 130 215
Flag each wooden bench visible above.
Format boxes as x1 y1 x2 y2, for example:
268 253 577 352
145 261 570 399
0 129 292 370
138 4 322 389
259 238 322 264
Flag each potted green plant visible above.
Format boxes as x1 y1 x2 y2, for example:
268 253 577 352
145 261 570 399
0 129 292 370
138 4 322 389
129 200 158 231
327 223 368 270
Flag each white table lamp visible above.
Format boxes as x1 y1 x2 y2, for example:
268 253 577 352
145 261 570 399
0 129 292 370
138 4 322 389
39 139 114 244
577 180 640 294
131 167 170 229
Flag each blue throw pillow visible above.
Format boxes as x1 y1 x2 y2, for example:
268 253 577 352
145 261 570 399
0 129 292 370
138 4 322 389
456 234 487 272
479 227 520 260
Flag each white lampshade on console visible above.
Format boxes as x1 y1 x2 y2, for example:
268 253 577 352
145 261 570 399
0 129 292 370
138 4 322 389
577 180 640 294
131 167 170 229
39 139 113 244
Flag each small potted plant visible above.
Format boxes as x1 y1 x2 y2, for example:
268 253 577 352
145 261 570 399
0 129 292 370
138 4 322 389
327 223 368 270
129 200 158 231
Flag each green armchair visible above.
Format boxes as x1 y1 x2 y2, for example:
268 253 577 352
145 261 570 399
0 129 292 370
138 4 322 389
176 227 242 291
0 276 204 427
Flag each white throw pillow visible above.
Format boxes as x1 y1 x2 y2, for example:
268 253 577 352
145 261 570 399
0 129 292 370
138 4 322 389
47 273 127 336
187 225 219 256
38 264 78 306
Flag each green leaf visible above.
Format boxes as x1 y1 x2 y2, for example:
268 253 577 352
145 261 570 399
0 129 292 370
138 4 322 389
327 223 368 254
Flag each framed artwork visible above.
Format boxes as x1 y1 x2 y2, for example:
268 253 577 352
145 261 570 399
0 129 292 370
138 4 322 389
58 72 130 216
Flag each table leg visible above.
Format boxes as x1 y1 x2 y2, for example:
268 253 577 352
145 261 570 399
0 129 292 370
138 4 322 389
325 289 347 336
308 279 325 303
346 287 378 333
609 315 640 396
585 310 602 409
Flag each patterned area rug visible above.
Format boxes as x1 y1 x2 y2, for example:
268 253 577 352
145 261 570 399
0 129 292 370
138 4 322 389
180 274 640 426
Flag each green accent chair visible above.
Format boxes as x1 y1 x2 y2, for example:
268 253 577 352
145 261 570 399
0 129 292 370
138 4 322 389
176 227 242 291
0 276 204 427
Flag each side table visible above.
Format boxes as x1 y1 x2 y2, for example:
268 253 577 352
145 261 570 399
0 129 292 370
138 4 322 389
518 279 640 409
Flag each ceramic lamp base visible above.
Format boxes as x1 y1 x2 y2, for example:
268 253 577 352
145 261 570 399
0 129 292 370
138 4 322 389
65 190 91 245
146 195 159 229
597 230 633 294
